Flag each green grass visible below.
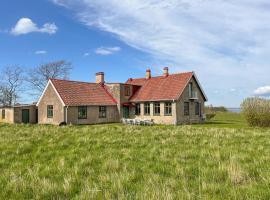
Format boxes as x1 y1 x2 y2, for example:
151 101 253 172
0 113 270 199
195 112 248 128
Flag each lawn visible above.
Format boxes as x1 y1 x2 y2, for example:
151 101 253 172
194 112 248 128
0 113 270 199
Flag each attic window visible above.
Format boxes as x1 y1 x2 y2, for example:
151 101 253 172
125 86 131 96
189 82 193 97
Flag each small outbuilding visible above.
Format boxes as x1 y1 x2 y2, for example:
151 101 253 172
0 104 37 124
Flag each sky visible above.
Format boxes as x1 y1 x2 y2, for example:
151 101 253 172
1 0 270 107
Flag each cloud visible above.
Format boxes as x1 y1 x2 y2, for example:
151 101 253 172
254 86 270 96
84 52 90 57
11 18 58 35
35 50 47 55
95 46 121 55
52 0 270 106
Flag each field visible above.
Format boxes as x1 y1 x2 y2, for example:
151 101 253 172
0 113 270 199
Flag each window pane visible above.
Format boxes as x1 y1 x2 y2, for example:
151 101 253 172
135 104 141 115
195 102 200 115
99 106 106 118
2 110 5 119
47 105 53 118
165 102 172 115
154 102 160 115
144 103 150 115
125 86 130 96
78 106 87 119
189 82 193 97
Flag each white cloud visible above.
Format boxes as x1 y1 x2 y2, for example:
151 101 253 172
52 0 270 106
11 18 58 35
35 50 47 55
230 88 236 92
84 52 90 56
254 86 270 96
95 46 121 55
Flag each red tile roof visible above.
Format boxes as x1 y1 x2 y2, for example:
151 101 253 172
50 79 117 106
126 72 194 101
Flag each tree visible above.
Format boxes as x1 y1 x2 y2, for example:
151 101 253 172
27 60 72 94
0 66 24 106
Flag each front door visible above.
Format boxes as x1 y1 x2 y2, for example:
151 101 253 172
123 106 129 118
22 109 30 124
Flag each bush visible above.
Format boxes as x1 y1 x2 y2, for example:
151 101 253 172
241 97 270 127
206 113 216 121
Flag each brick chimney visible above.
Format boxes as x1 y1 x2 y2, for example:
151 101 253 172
163 67 169 77
96 72 104 84
146 69 151 79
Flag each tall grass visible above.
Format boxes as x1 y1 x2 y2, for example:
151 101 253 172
0 123 269 199
241 97 270 127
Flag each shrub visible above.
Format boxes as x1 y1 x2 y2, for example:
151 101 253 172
241 97 270 127
206 113 216 121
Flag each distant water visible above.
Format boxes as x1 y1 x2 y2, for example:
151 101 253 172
227 108 241 113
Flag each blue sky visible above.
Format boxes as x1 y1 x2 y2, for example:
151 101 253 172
1 0 270 107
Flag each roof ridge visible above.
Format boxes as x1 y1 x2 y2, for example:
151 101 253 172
129 71 193 80
50 78 98 85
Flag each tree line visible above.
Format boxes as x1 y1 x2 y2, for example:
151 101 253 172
0 60 72 106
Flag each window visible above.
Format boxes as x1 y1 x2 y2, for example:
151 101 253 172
135 103 141 115
99 106 106 118
164 102 172 115
154 102 160 115
47 105 53 118
195 102 200 115
189 82 193 97
184 102 189 116
124 86 131 96
144 103 150 115
2 109 5 119
78 106 87 119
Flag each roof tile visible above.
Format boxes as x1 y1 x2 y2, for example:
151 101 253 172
126 72 193 101
50 79 117 106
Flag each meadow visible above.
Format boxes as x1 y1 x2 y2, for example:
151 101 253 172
0 113 269 199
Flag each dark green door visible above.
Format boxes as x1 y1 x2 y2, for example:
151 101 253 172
123 106 129 118
22 109 30 124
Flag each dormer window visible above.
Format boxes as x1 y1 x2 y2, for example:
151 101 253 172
125 86 131 96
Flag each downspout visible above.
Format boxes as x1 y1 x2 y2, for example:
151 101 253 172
65 106 69 124
173 99 177 125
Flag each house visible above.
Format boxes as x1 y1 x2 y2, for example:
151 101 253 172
0 104 37 124
36 67 207 125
